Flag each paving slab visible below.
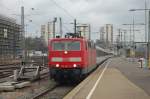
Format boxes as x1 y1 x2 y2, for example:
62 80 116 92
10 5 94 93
64 58 150 99
112 58 150 95
91 68 150 99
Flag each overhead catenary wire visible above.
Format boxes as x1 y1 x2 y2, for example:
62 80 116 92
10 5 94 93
49 0 75 19
63 24 72 33
0 3 11 11
0 0 19 13
46 0 77 35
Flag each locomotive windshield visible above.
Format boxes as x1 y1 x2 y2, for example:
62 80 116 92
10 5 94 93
52 41 80 51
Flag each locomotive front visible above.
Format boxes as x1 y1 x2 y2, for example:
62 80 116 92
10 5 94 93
48 38 86 81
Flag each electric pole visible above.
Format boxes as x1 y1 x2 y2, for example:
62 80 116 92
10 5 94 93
74 19 77 34
21 6 26 62
117 29 121 55
53 17 57 38
123 30 127 48
106 25 109 46
89 24 91 40
118 29 121 44
47 22 50 43
145 0 147 42
59 17 63 37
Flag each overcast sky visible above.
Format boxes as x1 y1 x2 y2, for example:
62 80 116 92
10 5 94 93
0 0 149 41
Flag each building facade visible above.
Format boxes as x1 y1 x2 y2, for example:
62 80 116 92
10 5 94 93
76 24 90 40
106 24 113 44
0 15 21 61
100 24 113 47
41 23 53 45
100 27 105 42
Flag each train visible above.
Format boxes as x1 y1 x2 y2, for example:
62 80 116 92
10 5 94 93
48 36 98 82
48 32 112 82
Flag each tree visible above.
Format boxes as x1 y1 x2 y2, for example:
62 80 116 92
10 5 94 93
25 37 47 52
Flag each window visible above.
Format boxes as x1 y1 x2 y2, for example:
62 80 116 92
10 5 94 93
4 29 7 38
52 41 80 51
53 42 65 51
67 41 80 50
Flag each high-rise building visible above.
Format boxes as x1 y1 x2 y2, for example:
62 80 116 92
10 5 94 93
41 23 53 45
106 24 113 44
41 25 47 42
100 24 113 46
100 27 105 42
0 14 21 61
76 24 90 39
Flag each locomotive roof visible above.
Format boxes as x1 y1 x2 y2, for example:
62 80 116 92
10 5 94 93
50 38 88 41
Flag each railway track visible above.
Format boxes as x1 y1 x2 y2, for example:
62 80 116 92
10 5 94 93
0 57 110 99
31 84 75 99
0 56 48 79
33 58 111 99
0 64 21 79
32 83 58 99
0 62 47 79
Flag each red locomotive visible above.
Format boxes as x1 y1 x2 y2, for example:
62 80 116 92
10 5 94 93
48 35 96 82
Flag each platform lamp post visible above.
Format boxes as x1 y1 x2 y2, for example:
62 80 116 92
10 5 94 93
117 29 122 55
122 23 145 42
20 6 26 64
129 8 150 68
116 32 121 56
122 24 132 46
122 23 145 46
123 23 144 58
120 29 127 49
129 0 147 42
129 8 149 42
120 29 140 57
118 29 128 56
121 29 127 57
19 6 37 64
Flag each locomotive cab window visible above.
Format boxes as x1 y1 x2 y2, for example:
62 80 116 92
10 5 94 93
67 41 80 50
52 41 80 51
52 42 65 51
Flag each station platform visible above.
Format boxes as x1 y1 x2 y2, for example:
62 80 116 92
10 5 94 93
64 57 150 99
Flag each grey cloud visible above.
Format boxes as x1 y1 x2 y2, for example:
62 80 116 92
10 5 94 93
0 0 149 40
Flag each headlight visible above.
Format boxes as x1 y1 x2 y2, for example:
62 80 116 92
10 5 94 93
73 64 77 67
56 64 59 67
